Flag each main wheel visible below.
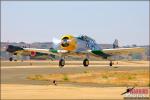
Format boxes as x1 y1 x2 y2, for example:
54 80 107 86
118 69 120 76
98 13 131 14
59 59 65 68
9 57 13 61
83 59 89 67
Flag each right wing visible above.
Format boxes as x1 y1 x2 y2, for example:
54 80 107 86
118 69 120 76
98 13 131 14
6 45 60 57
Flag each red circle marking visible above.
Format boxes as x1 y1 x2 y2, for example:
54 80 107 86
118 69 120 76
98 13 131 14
31 51 36 56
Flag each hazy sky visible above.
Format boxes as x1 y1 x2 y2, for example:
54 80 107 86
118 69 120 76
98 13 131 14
1 1 149 45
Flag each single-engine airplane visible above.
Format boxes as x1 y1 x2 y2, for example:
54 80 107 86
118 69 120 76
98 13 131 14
6 34 145 67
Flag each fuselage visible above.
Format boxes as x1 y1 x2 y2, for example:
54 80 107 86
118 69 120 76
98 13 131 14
53 35 102 52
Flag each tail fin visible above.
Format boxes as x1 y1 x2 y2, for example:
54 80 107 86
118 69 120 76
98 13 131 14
113 39 119 48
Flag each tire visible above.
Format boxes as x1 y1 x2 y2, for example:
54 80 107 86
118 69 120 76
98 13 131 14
83 59 89 67
9 57 13 61
109 61 113 66
14 53 17 55
59 59 65 68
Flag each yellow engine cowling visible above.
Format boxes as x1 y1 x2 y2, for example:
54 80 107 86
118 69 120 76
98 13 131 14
61 35 77 51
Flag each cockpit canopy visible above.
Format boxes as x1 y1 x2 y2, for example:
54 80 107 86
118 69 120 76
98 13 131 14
78 35 96 43
77 35 101 50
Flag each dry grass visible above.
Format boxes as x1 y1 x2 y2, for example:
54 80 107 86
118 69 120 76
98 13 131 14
27 70 149 87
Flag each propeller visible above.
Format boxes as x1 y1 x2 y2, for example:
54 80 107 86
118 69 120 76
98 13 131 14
52 37 61 45
52 37 73 45
52 36 76 51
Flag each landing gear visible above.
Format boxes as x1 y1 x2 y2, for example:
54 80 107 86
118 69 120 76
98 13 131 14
83 59 89 67
109 61 113 66
9 57 13 61
59 59 65 68
9 52 18 61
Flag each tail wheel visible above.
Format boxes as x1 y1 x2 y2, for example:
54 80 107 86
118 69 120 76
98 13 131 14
59 59 65 68
83 59 89 67
109 61 113 66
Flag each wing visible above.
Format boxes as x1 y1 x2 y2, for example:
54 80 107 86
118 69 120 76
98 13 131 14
6 45 145 59
102 47 145 56
60 47 145 59
6 45 60 57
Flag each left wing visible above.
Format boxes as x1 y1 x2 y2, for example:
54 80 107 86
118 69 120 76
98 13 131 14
102 47 145 56
64 47 145 59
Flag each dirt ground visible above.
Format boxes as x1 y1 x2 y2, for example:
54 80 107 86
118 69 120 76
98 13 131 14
1 61 149 99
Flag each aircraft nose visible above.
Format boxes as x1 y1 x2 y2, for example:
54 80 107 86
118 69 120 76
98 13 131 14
60 35 77 51
61 37 70 47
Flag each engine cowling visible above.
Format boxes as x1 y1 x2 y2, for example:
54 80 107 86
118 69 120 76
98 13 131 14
61 35 77 51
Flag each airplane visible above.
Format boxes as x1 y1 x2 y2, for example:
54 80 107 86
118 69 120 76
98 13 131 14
6 34 145 67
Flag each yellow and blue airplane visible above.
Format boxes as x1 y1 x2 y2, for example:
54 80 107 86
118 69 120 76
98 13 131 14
6 34 145 67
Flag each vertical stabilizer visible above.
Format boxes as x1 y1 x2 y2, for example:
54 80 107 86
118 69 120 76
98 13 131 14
113 39 119 48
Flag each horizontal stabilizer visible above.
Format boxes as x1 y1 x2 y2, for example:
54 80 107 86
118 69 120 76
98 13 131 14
6 45 24 53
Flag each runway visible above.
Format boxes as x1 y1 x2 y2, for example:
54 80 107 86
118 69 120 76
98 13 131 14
1 61 149 99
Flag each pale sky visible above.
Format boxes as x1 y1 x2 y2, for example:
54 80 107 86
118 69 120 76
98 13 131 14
1 1 149 45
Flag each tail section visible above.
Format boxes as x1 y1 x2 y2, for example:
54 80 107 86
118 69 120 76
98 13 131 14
113 39 119 48
6 45 24 53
